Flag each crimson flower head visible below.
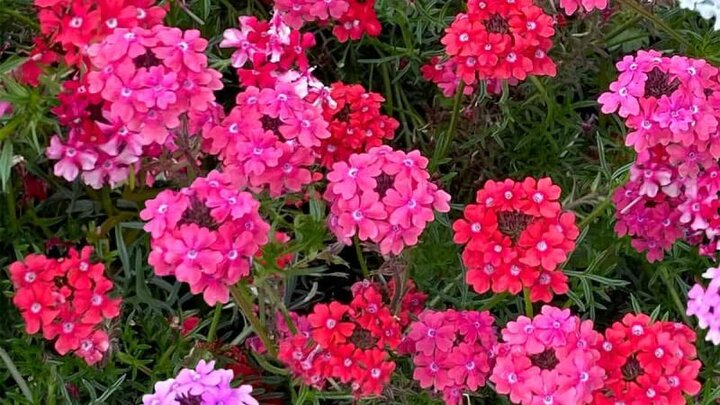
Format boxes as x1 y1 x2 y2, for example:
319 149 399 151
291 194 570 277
454 177 578 302
278 280 405 398
594 314 701 405
8 246 121 365
427 0 556 94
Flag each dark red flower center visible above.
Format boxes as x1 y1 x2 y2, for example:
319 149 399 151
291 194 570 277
644 68 680 98
261 115 283 132
375 173 395 199
133 51 162 68
179 197 219 230
497 211 533 242
483 14 510 34
621 355 644 381
175 393 203 405
529 349 559 370
350 328 379 350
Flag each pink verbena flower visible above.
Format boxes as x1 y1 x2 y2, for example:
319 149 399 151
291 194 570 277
142 171 270 305
406 309 497 404
324 146 450 255
601 51 720 262
490 305 604 405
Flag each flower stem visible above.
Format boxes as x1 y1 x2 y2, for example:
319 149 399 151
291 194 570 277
100 187 115 217
659 266 692 325
5 175 18 235
430 81 465 172
230 284 278 357
429 273 464 307
578 197 611 229
0 346 33 402
207 303 222 343
616 0 692 50
354 236 369 279
523 287 534 317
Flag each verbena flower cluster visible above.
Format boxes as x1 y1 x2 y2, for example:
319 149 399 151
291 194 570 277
31 0 166 69
405 309 497 405
679 0 720 30
142 360 259 405
220 12 316 85
316 82 399 168
141 171 270 305
219 14 399 170
278 280 406 398
425 0 556 95
687 266 720 344
453 177 579 302
599 51 720 262
202 76 326 197
9 247 121 365
594 314 701 405
324 146 451 255
274 0 382 42
47 25 222 188
490 306 604 405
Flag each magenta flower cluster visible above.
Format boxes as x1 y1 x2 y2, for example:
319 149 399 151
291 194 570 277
599 50 720 261
142 360 258 405
141 171 270 305
687 266 720 345
47 25 222 189
324 146 451 255
490 306 605 405
203 76 327 197
404 310 497 405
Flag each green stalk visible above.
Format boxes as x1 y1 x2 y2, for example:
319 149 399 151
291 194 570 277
616 0 692 50
479 293 509 311
430 82 465 172
354 236 369 278
523 287 534 317
659 266 691 325
0 346 33 402
5 175 18 234
207 303 223 343
578 197 611 229
380 63 394 115
428 273 464 307
101 187 115 217
263 283 297 335
230 284 278 357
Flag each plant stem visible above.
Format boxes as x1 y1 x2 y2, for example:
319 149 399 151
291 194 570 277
207 303 223 343
263 283 297 335
5 175 18 235
523 287 534 317
578 197 611 229
354 236 369 278
659 266 691 325
616 0 692 50
230 284 278 357
429 273 464 307
0 346 33 402
430 81 465 172
100 187 115 217
480 293 509 311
